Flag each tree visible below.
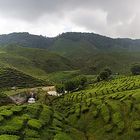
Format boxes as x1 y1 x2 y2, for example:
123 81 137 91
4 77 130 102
131 64 140 75
56 84 65 94
78 76 87 86
99 71 110 80
104 68 112 75
64 80 78 92
64 76 87 92
97 67 112 81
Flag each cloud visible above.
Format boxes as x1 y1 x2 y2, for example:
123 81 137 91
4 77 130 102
0 0 139 38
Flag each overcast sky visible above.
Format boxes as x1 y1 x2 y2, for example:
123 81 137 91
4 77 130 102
0 0 139 38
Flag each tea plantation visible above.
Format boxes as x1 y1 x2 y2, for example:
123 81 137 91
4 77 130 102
0 75 140 140
52 75 140 140
0 104 76 140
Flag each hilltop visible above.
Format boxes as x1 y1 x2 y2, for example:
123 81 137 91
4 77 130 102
0 32 140 74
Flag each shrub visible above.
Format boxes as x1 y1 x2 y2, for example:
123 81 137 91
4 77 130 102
39 106 53 126
24 138 41 140
0 110 13 118
27 119 42 130
92 110 98 118
99 71 110 81
52 119 63 128
64 76 87 92
104 68 112 75
112 112 122 124
56 84 65 94
131 64 140 75
0 117 24 134
104 124 113 132
54 132 72 140
25 104 41 118
0 134 20 140
24 128 40 138
132 121 140 130
117 121 125 134
81 104 89 113
0 115 4 122
98 68 112 81
64 80 78 92
100 104 110 123
11 106 23 114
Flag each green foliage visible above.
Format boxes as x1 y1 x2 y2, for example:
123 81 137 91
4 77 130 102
104 68 112 75
11 106 23 113
0 110 13 118
28 119 42 130
99 71 110 80
0 75 140 139
64 76 87 92
100 104 110 123
98 68 112 81
0 115 4 122
0 134 20 140
56 84 65 94
104 124 113 132
64 80 78 92
0 92 13 105
54 132 72 140
0 67 46 88
1 32 140 76
51 75 140 140
112 112 122 124
131 64 140 75
39 106 53 125
24 129 40 138
0 44 74 77
0 117 24 134
132 121 140 130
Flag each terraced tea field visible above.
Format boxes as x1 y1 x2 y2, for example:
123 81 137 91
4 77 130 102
0 103 80 140
52 75 140 140
0 75 140 140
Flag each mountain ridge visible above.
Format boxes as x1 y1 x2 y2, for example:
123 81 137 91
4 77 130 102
1 32 140 51
1 32 140 74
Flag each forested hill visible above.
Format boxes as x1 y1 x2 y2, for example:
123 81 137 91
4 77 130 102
0 32 54 49
1 32 140 74
0 32 140 52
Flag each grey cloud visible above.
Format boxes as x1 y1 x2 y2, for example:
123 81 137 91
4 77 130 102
0 0 139 38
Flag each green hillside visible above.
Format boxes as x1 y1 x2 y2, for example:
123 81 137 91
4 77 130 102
50 39 140 74
0 92 13 105
51 75 140 140
0 45 74 78
0 67 46 88
0 75 140 139
46 33 140 74
1 32 140 74
0 104 73 140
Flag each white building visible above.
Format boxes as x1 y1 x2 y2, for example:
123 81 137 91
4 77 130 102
28 97 35 103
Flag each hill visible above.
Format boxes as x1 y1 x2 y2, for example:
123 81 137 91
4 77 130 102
0 75 140 139
51 75 140 140
1 32 140 52
1 32 140 74
0 45 74 78
0 67 46 88
0 32 53 49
